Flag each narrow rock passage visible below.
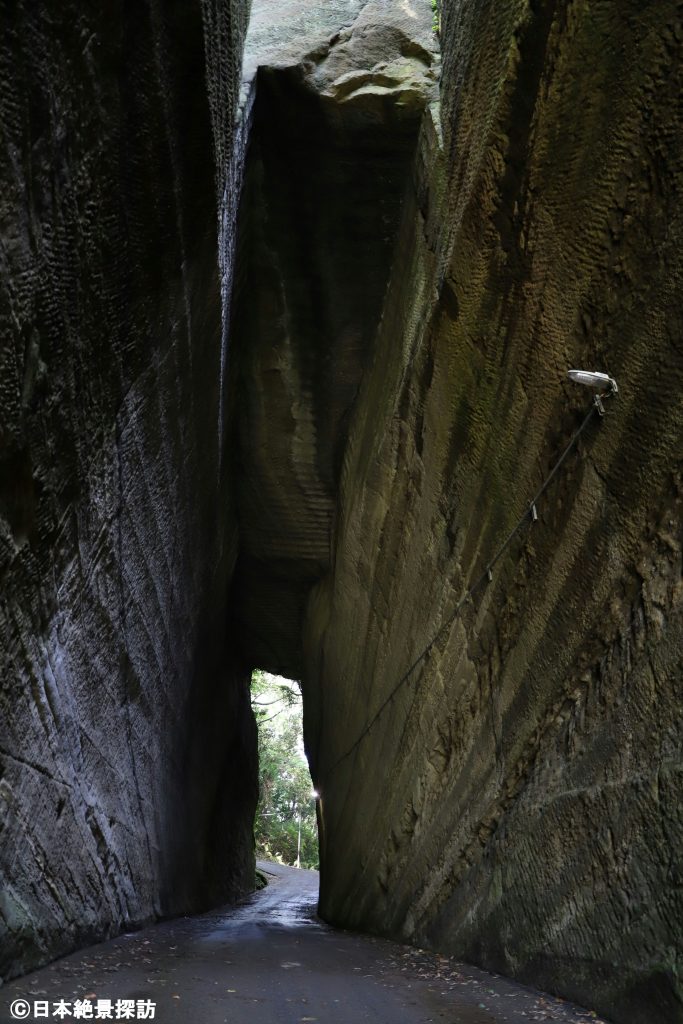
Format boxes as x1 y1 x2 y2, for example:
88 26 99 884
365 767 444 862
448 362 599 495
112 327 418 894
0 863 608 1024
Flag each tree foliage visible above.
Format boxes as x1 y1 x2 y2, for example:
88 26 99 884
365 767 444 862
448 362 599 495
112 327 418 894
251 670 319 870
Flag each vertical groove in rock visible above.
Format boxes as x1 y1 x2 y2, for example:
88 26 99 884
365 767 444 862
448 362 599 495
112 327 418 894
227 0 439 678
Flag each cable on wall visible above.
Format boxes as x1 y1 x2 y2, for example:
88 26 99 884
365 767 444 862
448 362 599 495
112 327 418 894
319 372 618 787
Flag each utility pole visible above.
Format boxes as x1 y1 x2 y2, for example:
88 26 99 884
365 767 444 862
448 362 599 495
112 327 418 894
296 807 302 869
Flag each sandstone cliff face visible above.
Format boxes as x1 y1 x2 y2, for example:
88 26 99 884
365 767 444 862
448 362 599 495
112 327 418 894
0 0 256 980
230 0 439 678
225 3 682 1020
302 3 683 1023
1 0 681 1019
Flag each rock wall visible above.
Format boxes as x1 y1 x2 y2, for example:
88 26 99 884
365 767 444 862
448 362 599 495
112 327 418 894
229 0 439 678
1 0 681 1017
302 2 683 1023
0 0 256 981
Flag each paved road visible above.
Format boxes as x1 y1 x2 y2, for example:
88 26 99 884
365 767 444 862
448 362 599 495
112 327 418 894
0 862 608 1024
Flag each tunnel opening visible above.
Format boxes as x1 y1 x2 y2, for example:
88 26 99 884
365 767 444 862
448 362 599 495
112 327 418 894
250 670 319 872
224 4 440 933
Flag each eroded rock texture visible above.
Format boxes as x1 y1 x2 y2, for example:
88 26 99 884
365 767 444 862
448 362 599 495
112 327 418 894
1 0 682 1018
213 1 683 1020
230 0 439 677
0 0 256 980
296 4 682 1024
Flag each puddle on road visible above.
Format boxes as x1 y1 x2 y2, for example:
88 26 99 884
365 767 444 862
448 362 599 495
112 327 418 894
200 875 323 943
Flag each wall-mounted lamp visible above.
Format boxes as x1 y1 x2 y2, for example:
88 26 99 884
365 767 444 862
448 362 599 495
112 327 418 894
567 369 618 415
568 369 618 391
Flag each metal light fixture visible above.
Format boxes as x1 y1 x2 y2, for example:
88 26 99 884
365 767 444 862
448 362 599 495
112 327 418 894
567 369 618 415
567 369 618 393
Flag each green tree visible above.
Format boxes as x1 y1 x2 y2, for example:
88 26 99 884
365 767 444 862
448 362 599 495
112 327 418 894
431 0 441 32
251 671 319 870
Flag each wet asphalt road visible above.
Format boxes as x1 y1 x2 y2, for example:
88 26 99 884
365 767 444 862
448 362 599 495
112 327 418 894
0 862 609 1024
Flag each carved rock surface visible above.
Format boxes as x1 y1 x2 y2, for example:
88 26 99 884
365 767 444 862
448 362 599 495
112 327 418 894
230 0 439 677
1 0 682 1021
301 3 683 1023
228 3 682 1019
0 0 256 981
